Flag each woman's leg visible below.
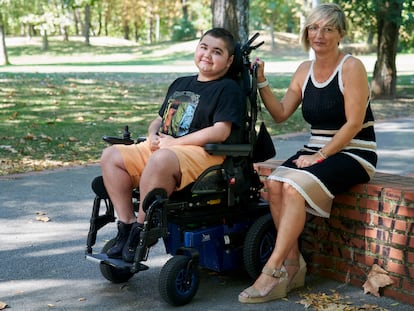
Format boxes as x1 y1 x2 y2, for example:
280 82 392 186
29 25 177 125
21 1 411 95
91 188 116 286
268 181 302 278
240 181 306 299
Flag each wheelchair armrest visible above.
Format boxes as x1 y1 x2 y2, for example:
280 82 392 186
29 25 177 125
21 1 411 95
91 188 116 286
204 143 251 156
102 136 134 145
102 136 147 145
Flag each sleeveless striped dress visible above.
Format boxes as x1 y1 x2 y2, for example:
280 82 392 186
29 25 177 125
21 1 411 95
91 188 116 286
268 54 377 218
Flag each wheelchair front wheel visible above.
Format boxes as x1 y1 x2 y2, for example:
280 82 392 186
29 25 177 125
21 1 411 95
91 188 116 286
158 255 200 306
99 238 134 283
243 213 276 279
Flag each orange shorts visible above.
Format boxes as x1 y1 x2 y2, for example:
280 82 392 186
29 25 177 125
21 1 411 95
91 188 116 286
115 140 225 190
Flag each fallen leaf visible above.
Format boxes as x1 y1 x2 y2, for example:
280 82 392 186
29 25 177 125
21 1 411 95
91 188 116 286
0 301 8 310
9 111 18 120
35 212 51 222
36 215 51 222
68 137 78 142
363 264 394 297
23 133 36 140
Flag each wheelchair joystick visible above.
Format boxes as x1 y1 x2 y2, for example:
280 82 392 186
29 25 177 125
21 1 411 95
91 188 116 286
122 125 133 143
102 125 134 145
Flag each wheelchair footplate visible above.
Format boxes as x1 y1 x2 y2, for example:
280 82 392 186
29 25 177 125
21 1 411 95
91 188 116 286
85 253 149 272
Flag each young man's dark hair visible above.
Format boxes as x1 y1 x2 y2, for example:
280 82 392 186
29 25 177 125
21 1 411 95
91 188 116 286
201 27 236 56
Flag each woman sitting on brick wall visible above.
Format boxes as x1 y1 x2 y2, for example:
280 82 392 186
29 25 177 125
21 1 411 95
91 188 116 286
239 3 377 304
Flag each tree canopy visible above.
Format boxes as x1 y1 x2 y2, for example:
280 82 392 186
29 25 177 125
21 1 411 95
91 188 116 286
0 0 412 49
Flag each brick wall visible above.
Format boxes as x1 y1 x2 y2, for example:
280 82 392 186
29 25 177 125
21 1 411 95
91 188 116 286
254 159 414 305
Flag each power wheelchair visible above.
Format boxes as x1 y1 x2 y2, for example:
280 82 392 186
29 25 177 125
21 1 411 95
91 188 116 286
85 33 277 306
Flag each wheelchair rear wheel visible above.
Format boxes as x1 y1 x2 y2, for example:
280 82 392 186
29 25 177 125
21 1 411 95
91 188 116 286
99 238 135 283
243 213 276 279
158 255 200 306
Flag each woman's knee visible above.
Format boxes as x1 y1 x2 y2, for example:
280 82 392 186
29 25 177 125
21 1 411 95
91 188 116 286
268 180 301 199
267 180 283 197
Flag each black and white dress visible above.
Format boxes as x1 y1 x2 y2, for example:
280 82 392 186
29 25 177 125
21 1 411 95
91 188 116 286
268 54 377 218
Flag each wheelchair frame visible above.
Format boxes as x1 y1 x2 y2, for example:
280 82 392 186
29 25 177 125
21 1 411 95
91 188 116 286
85 33 277 306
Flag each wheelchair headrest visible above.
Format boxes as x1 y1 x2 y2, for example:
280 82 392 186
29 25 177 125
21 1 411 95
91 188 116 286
226 42 243 81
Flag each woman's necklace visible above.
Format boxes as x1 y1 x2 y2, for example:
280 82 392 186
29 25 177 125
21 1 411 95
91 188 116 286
313 52 342 83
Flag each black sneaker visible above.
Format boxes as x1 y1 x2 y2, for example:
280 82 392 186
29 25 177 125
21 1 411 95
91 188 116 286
122 222 143 263
107 221 133 258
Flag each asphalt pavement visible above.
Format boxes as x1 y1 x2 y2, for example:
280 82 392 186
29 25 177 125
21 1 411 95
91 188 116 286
0 117 413 311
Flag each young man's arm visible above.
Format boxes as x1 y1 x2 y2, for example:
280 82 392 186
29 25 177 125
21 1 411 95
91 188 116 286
158 121 231 148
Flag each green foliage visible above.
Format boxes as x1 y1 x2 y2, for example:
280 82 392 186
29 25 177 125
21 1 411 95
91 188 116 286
172 19 197 42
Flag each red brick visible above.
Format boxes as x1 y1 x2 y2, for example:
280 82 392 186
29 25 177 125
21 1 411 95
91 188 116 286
379 200 395 214
386 261 408 276
389 248 405 261
408 251 414 264
334 194 356 206
365 198 380 211
383 188 403 202
402 278 414 292
366 184 383 197
334 193 350 204
394 218 409 231
377 215 395 229
404 189 414 202
341 261 366 279
341 208 368 223
349 236 367 250
395 204 414 218
331 247 352 260
364 228 389 241
391 232 408 247
355 253 376 267
368 214 381 228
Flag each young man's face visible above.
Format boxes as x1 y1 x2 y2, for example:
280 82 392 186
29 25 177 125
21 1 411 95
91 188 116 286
194 34 234 81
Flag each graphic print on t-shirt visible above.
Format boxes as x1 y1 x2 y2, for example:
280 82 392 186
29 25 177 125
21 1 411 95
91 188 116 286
161 90 200 137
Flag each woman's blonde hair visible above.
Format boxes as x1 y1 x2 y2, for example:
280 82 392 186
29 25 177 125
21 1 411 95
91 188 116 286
300 3 347 51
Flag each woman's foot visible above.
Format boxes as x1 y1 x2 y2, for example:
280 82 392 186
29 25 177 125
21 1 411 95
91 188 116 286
285 253 307 292
238 266 288 304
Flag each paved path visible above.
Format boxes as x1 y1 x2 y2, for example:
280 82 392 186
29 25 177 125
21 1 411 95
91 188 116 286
1 54 413 74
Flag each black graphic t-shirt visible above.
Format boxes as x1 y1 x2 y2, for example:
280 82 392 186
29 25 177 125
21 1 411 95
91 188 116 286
158 75 243 138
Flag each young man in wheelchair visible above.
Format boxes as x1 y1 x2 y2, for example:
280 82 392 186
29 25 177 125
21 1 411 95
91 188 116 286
100 28 244 263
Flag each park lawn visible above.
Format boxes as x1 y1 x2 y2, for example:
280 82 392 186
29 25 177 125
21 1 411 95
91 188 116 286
0 69 307 175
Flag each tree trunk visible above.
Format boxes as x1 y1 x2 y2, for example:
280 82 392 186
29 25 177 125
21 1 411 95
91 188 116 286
41 28 49 51
371 1 402 98
211 0 249 43
0 13 9 66
84 5 91 46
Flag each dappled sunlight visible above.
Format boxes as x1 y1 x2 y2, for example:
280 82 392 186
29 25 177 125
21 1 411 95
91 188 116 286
0 219 88 251
375 121 414 133
25 244 86 258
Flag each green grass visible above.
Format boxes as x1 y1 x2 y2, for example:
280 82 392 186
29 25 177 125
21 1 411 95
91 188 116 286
1 37 413 175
